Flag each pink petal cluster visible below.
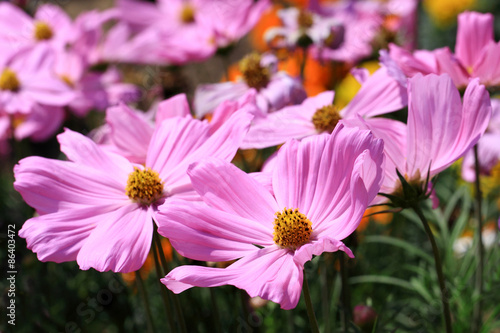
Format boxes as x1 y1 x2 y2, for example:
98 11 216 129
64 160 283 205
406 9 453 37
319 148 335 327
158 124 384 309
387 11 500 88
194 53 306 118
241 63 407 149
14 107 252 273
110 0 270 65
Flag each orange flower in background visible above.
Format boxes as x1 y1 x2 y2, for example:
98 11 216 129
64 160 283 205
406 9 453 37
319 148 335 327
357 205 393 233
250 4 283 52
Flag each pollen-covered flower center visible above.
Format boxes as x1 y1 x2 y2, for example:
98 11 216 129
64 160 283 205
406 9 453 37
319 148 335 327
0 68 20 91
125 167 164 205
180 4 195 23
34 21 53 41
312 105 341 133
273 208 313 250
239 53 270 90
297 10 314 29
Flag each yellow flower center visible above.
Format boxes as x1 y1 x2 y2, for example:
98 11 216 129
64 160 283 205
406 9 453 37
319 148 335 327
0 68 20 91
239 53 270 90
180 4 195 23
125 167 164 205
312 105 341 133
297 10 314 29
273 208 313 250
34 21 53 41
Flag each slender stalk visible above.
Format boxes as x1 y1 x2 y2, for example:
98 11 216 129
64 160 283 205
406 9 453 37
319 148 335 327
135 271 156 333
209 288 223 333
411 204 453 333
154 230 187 333
151 232 176 333
299 48 307 83
302 269 320 333
472 145 484 332
339 252 352 333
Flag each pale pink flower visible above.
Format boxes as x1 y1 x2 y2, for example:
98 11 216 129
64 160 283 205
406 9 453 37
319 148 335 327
158 124 384 309
15 111 252 273
461 98 500 182
361 74 491 199
241 64 407 149
387 12 500 88
194 53 306 118
0 3 72 53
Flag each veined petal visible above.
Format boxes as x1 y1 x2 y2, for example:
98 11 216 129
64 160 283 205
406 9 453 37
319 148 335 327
455 11 494 69
77 205 153 273
472 41 500 87
156 93 191 123
434 47 470 88
105 103 153 164
294 237 353 268
14 157 128 215
19 206 105 263
156 200 273 261
162 246 304 310
187 158 278 227
151 111 253 191
406 74 463 177
341 66 407 118
57 128 133 182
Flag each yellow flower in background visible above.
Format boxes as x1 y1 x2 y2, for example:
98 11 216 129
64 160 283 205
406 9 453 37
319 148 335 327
423 0 477 27
334 60 379 109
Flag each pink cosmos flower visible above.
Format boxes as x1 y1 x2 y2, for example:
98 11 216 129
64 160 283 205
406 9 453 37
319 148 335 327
194 53 306 118
14 111 252 273
387 12 500 89
359 73 490 199
0 3 72 53
461 98 500 182
240 64 407 149
157 124 384 309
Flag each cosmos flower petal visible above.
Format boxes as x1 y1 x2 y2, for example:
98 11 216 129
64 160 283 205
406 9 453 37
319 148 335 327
77 205 153 273
105 103 153 164
472 41 500 87
341 66 407 119
294 237 353 268
162 246 303 310
151 110 253 190
14 157 128 215
187 157 278 227
455 11 494 69
57 128 133 182
156 93 191 123
18 206 109 263
156 200 273 261
273 125 384 233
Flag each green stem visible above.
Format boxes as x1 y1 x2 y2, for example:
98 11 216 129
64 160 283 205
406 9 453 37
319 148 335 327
339 252 351 333
135 271 156 333
472 145 484 332
302 270 320 333
154 229 187 333
299 47 307 83
151 233 176 333
411 204 453 333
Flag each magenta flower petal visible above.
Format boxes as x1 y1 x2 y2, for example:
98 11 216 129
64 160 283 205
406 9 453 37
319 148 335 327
187 157 278 227
163 246 303 310
472 41 500 86
407 74 490 178
77 205 153 273
148 111 252 189
272 125 384 234
19 207 106 263
156 93 191 123
157 200 272 261
434 48 469 88
455 11 494 69
105 103 153 163
57 128 133 182
294 237 353 268
341 66 408 118
14 157 128 215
